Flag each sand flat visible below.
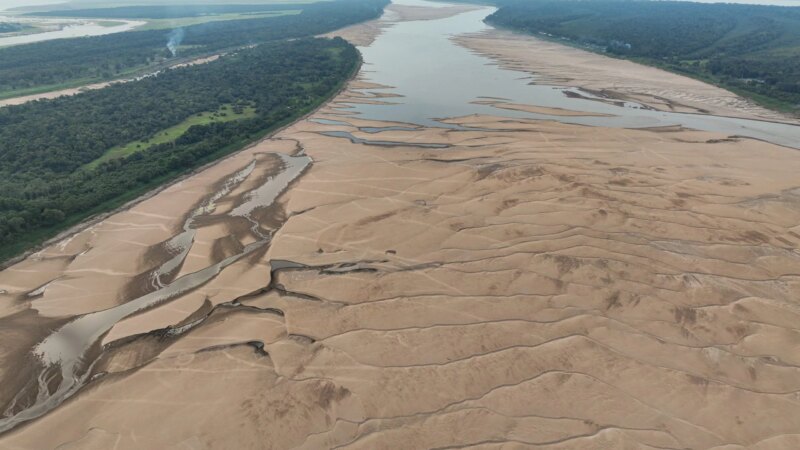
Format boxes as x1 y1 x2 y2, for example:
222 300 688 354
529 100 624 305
1 1 800 448
455 30 798 123
5 107 800 448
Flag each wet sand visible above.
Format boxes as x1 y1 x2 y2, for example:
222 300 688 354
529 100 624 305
455 30 797 123
2 2 800 449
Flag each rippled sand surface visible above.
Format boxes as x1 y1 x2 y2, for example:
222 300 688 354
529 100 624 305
454 30 795 123
2 1 800 448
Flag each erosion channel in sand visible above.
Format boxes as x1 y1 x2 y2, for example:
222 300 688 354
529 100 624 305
0 150 310 433
1 0 800 447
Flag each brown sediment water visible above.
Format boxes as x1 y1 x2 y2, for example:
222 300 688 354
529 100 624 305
0 152 310 433
321 130 449 148
148 160 256 290
310 117 420 133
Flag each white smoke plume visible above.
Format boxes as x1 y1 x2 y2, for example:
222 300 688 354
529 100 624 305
167 28 185 57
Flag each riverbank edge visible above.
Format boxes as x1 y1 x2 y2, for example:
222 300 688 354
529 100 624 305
480 19 800 120
0 41 364 269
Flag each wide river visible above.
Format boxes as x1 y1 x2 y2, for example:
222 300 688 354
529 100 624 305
0 15 143 47
349 0 800 149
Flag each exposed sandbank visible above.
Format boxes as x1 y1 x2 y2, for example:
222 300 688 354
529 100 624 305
455 30 798 124
2 2 800 448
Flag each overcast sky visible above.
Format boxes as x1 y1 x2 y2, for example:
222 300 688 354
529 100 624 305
0 0 64 11
673 0 800 4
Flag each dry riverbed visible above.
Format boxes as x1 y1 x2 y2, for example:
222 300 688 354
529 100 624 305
1 2 800 449
455 30 796 123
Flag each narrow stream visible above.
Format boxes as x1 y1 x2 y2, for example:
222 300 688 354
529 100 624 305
348 0 800 149
0 152 310 433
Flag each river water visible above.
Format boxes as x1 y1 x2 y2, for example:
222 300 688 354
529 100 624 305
0 15 144 47
0 153 310 433
349 0 800 149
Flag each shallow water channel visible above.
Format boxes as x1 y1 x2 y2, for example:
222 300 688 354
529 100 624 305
0 153 309 433
349 0 800 149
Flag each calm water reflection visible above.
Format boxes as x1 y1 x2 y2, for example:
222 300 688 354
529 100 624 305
0 16 144 47
349 0 800 149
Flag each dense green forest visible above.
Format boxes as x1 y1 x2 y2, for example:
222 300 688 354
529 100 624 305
30 4 297 19
481 0 800 112
0 36 361 261
0 0 387 97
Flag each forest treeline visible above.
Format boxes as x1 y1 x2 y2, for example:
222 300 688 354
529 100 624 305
0 0 387 97
482 0 800 112
30 4 297 19
0 36 361 261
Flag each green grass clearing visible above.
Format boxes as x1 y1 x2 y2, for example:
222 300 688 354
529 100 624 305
85 104 258 170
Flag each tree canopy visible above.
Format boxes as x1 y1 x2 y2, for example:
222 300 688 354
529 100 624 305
0 0 388 97
0 36 362 261
29 4 298 19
